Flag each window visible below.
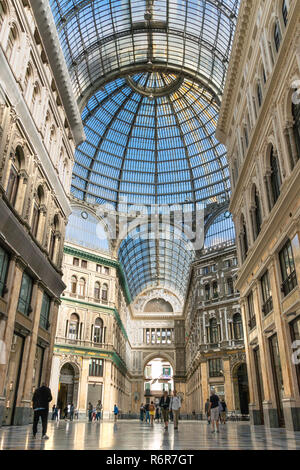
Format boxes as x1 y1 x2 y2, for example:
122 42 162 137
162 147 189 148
203 266 210 275
0 245 9 297
253 187 262 239
262 65 267 84
261 271 273 315
6 25 17 61
40 292 51 330
224 259 231 268
94 281 100 300
81 260 87 269
49 215 59 262
274 21 282 52
233 313 243 340
78 278 86 296
227 277 234 295
244 126 249 148
279 240 297 296
209 358 223 377
68 313 79 339
270 148 281 205
292 102 300 161
104 266 109 275
212 281 218 298
163 367 171 377
101 283 108 302
257 82 263 107
240 215 248 262
89 359 103 377
282 0 288 26
96 264 102 272
0 1 7 29
204 284 210 300
17 272 33 316
93 318 104 343
70 275 77 294
6 148 21 206
73 258 79 266
290 316 300 394
247 291 256 330
209 318 219 344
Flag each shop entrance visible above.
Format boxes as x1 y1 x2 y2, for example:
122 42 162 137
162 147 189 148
57 363 79 416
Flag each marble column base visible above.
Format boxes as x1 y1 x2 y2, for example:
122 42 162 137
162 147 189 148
13 406 33 426
263 402 279 428
282 399 300 432
249 403 263 425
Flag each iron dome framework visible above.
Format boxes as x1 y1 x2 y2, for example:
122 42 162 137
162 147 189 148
48 0 240 299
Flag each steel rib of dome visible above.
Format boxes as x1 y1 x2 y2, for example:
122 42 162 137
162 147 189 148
49 0 240 300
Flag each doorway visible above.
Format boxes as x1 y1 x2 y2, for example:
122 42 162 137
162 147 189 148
234 363 249 415
57 363 78 415
3 333 25 425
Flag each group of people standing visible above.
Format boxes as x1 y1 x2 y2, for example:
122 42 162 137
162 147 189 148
205 390 228 433
140 390 182 430
87 400 103 422
51 403 78 421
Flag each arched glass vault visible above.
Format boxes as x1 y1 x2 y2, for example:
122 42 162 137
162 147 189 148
49 0 240 300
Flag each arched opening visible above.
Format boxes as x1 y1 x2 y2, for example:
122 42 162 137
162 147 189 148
78 277 86 297
292 101 300 160
232 363 249 415
49 214 60 261
101 283 108 304
57 363 79 415
251 185 262 240
0 1 7 30
70 275 77 294
209 318 219 344
274 21 282 53
94 281 100 300
240 214 248 261
6 24 18 62
92 317 104 344
31 186 44 238
270 146 281 205
282 0 288 26
144 357 174 404
68 313 79 340
233 313 243 340
6 146 22 206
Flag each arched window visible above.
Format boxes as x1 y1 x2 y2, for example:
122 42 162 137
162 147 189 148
79 278 86 296
0 1 7 29
93 317 104 344
252 187 262 239
270 147 281 205
282 0 288 26
101 283 108 303
262 65 267 84
240 214 248 262
274 21 282 53
233 313 243 340
209 318 219 344
6 24 18 62
32 186 44 238
212 281 218 298
31 82 40 117
68 313 79 340
94 281 100 300
257 82 263 107
70 275 77 294
204 284 210 300
292 102 300 160
6 147 22 206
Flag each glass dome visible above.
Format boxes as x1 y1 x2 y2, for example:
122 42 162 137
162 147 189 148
71 72 230 209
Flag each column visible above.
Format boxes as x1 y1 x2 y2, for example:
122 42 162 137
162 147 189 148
264 172 273 211
14 169 29 215
223 357 234 411
44 299 60 387
286 122 298 168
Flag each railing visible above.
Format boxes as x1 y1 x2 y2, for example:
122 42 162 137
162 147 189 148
63 293 113 307
281 271 297 297
262 297 273 316
55 337 112 350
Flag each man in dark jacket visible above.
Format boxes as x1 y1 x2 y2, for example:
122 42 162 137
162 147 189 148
32 383 52 439
159 391 171 430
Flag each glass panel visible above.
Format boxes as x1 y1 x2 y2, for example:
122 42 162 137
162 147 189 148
39 292 51 330
0 245 9 297
17 272 33 316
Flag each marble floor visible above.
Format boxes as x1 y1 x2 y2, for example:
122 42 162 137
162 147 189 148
0 419 300 450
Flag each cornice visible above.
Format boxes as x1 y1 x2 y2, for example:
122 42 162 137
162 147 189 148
216 0 255 143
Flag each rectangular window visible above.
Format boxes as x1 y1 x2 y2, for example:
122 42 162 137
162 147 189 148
247 291 256 330
81 260 87 269
279 240 297 296
0 245 9 297
89 359 103 377
261 271 273 315
96 264 102 272
290 316 300 395
163 367 171 377
39 292 51 330
203 266 210 275
104 266 109 275
17 272 33 316
73 258 79 266
209 358 223 378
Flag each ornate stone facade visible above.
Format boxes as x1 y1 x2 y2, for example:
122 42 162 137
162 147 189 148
216 0 300 431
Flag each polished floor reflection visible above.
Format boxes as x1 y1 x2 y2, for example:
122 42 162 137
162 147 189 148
0 420 300 450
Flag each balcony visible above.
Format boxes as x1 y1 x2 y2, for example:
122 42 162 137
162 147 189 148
55 336 111 350
63 293 113 308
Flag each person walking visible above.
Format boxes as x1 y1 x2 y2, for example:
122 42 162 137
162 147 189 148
140 403 145 422
205 398 211 424
51 404 56 421
96 400 102 421
209 389 220 433
88 402 93 422
144 402 150 423
159 391 171 430
169 390 181 430
32 382 52 439
155 405 160 423
149 401 155 426
220 398 227 424
114 404 119 421
70 403 74 421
